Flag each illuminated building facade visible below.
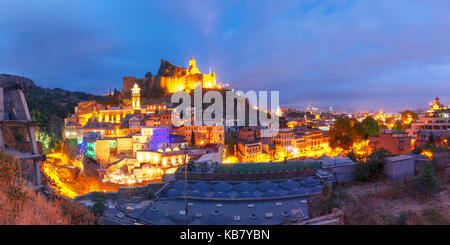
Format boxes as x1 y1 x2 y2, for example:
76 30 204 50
236 141 263 162
175 124 225 146
131 83 141 110
294 130 328 150
408 96 450 147
132 126 187 155
271 128 294 153
369 131 412 155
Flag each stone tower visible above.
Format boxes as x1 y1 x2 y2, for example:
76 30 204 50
131 83 141 110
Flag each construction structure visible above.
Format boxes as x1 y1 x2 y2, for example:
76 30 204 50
0 77 45 187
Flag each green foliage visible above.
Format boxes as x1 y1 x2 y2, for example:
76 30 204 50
422 208 449 225
58 198 95 224
393 121 405 132
226 131 235 156
106 88 122 106
329 117 355 150
25 85 106 153
354 148 390 181
285 111 305 118
412 144 448 154
330 116 380 150
362 116 379 136
0 151 22 185
346 150 363 163
6 184 28 203
190 130 196 147
401 110 419 123
380 210 413 225
414 163 438 193
354 163 371 181
309 186 346 216
147 190 155 199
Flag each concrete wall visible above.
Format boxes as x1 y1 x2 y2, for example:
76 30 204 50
323 164 357 185
384 157 415 182
434 151 450 169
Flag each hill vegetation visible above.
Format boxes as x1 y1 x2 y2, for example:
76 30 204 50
24 81 107 153
0 151 94 224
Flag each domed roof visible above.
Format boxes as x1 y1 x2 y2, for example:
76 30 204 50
262 190 281 197
257 181 278 191
192 181 211 192
213 182 233 192
165 188 182 197
300 177 321 187
287 188 308 196
280 180 300 190
212 192 230 198
189 190 205 198
237 191 254 198
173 180 190 190
234 182 256 192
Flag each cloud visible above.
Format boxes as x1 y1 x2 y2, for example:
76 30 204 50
0 0 449 111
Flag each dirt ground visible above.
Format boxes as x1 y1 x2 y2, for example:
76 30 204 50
310 170 449 225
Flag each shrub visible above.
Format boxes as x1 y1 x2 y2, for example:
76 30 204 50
422 208 449 225
0 151 22 185
308 186 346 217
58 198 95 224
414 163 438 194
147 190 155 199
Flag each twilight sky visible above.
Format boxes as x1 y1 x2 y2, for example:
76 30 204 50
1 0 449 112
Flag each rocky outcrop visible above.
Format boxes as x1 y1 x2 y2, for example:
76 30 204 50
157 59 187 77
0 74 35 91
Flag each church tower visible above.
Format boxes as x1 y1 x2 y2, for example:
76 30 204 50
131 83 141 110
188 56 200 75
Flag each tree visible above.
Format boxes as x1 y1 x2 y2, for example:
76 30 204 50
414 163 438 195
353 121 367 141
393 121 405 132
329 117 355 150
229 131 235 156
428 133 435 145
354 148 390 182
362 116 379 136
401 110 418 124
190 130 196 147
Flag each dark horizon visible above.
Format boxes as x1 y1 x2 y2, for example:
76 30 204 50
1 1 449 112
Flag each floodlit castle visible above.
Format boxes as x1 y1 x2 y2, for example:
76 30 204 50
159 57 217 93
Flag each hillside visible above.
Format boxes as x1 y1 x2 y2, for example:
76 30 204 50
0 74 107 153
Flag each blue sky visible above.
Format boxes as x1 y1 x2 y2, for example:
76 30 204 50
1 0 449 112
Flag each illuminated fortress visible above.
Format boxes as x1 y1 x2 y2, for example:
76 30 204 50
123 57 217 95
159 57 216 93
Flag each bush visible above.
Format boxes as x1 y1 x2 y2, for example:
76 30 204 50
0 151 22 185
414 163 438 194
58 198 95 224
422 208 449 225
354 163 370 181
380 210 414 225
308 186 346 217
354 148 390 182
147 190 155 199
